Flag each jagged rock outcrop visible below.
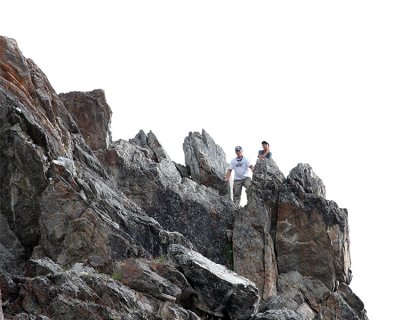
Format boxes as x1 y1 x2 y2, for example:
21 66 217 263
0 36 189 269
0 36 196 319
169 245 260 320
59 89 112 151
6 261 200 320
0 35 367 320
277 165 351 291
183 129 229 196
287 163 326 198
242 159 367 319
96 133 236 266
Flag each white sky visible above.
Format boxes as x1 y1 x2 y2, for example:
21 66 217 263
2 1 399 318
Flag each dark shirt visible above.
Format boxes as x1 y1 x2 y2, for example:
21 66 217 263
258 150 272 159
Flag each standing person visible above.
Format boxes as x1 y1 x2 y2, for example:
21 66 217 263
258 141 272 160
224 146 254 207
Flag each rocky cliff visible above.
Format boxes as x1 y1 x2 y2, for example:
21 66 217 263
0 36 368 320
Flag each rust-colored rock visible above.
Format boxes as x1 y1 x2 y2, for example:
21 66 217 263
60 89 112 151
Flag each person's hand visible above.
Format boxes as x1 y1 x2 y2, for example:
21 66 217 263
224 176 229 182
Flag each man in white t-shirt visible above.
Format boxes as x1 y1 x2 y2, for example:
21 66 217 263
224 146 254 207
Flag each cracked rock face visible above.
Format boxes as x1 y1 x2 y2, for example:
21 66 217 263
276 176 351 291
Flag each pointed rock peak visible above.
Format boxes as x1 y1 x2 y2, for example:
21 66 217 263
288 163 326 198
59 89 112 151
250 158 285 205
253 158 285 184
183 129 229 196
200 128 213 146
130 129 170 162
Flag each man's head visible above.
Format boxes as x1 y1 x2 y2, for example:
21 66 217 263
261 141 270 151
235 146 243 157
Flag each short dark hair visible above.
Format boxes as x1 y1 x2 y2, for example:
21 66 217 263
261 141 269 146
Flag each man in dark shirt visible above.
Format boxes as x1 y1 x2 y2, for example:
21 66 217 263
258 141 272 160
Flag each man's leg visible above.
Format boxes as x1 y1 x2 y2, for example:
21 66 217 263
233 180 243 207
243 177 252 190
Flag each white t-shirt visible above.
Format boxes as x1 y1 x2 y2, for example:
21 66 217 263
229 156 253 181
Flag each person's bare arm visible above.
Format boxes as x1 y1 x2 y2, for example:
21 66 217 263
224 169 232 181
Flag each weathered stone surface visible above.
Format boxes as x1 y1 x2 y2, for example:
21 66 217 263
0 269 18 307
159 301 201 320
168 244 260 320
183 129 229 196
276 271 330 313
4 263 197 320
252 159 285 207
253 309 302 320
174 161 191 178
233 197 277 301
0 288 3 320
259 271 333 319
117 258 181 302
316 283 368 320
25 258 63 277
97 136 236 266
337 283 365 315
1 35 190 271
0 215 25 274
231 159 284 302
1 36 78 259
60 89 112 151
130 129 170 162
319 292 366 320
287 163 326 198
251 158 285 239
33 160 190 267
295 303 316 319
276 188 351 291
